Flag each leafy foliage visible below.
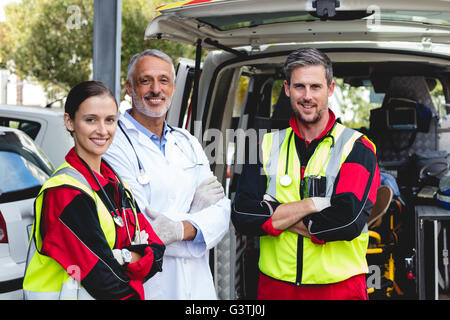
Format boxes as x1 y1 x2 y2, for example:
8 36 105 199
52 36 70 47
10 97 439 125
0 0 195 101
1 0 93 95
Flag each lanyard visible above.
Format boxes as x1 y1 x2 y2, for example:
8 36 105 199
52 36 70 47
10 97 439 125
77 155 140 244
77 156 125 226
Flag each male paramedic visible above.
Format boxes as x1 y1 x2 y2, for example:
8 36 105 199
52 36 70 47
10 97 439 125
231 47 380 300
104 49 230 299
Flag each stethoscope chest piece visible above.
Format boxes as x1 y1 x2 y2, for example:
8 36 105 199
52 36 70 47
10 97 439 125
137 171 150 185
280 174 292 187
113 215 125 227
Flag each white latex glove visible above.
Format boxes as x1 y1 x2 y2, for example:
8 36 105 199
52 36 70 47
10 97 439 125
133 230 149 245
310 197 331 212
112 249 124 265
189 176 224 213
145 208 184 245
263 194 276 202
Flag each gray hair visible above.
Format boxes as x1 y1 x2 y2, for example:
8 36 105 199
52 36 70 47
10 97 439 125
284 48 333 86
126 49 176 85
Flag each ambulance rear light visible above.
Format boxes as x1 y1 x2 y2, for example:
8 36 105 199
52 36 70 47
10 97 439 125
0 210 8 243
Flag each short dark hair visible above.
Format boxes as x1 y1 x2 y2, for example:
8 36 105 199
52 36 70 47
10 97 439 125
65 81 117 119
284 48 333 86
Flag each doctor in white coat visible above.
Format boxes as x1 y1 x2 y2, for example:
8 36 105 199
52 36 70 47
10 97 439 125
104 49 230 300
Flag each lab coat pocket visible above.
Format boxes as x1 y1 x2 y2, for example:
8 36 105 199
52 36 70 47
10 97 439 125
176 151 199 171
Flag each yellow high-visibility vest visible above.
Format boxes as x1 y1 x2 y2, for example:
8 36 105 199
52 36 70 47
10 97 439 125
259 123 371 285
23 162 136 299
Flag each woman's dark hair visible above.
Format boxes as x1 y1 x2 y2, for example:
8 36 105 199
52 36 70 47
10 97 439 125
65 81 117 119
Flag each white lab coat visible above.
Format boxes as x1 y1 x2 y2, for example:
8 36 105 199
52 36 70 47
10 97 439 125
103 114 230 299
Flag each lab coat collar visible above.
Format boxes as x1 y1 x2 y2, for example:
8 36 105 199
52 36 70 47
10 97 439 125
119 111 171 151
123 110 170 141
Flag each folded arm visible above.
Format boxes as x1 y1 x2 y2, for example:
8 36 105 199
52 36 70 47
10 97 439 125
231 163 322 237
301 137 380 242
232 137 379 244
41 188 153 300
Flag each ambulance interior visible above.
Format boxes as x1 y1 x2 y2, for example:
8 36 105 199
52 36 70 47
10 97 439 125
199 52 450 299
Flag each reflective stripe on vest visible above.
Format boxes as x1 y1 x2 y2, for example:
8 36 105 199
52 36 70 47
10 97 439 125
23 162 131 300
259 123 370 284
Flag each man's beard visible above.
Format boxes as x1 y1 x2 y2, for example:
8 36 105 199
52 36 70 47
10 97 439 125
132 88 172 118
292 101 323 125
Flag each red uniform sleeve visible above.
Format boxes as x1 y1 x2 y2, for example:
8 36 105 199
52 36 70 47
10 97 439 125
40 187 142 300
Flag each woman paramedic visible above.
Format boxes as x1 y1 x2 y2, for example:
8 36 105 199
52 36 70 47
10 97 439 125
23 81 165 300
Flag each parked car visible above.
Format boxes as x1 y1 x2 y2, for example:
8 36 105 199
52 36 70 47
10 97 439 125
0 105 73 168
0 126 53 299
145 0 450 300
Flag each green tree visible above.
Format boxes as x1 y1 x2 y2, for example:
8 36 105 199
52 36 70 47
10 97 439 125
335 79 378 129
121 0 196 94
0 0 195 103
0 0 93 98
0 21 10 69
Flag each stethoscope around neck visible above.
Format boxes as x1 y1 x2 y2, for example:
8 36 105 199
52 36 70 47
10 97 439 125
279 128 335 187
117 120 202 185
118 121 151 185
78 155 141 244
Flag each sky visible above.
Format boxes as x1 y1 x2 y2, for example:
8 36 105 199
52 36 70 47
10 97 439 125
0 0 17 22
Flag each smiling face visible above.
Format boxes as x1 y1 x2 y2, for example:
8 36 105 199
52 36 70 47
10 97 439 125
284 64 335 127
64 94 117 171
127 55 175 119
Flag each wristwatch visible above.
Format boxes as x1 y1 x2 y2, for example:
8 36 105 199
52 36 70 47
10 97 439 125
121 248 132 266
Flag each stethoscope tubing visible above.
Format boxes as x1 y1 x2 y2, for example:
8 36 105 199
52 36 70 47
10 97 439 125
118 119 200 186
118 120 145 173
79 154 141 238
281 125 336 187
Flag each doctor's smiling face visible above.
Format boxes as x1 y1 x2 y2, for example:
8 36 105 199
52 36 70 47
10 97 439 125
127 54 175 119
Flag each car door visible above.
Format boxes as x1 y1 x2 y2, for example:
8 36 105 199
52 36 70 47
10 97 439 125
167 59 193 128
